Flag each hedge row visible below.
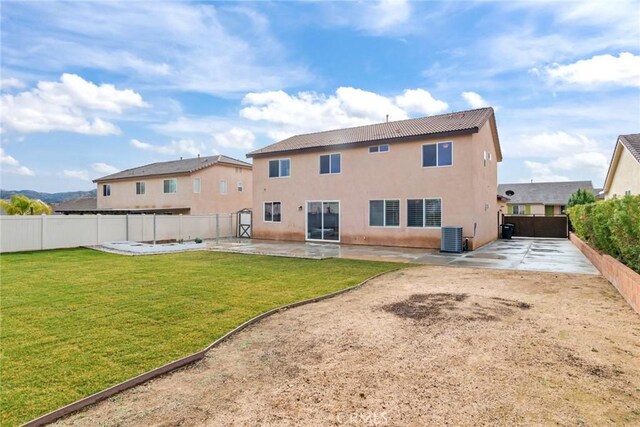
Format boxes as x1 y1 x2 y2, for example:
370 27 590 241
567 195 640 273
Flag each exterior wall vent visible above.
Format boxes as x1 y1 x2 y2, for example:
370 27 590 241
441 226 463 253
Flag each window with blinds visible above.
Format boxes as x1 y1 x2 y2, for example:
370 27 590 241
407 198 441 227
369 200 400 227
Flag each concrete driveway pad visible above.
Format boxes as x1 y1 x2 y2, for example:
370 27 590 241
209 237 598 275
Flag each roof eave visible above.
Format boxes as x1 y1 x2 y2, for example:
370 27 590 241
93 171 192 183
246 128 479 159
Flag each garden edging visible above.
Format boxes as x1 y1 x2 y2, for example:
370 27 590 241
570 232 639 315
21 268 401 427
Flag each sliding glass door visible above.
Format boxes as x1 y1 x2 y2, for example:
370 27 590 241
306 201 340 242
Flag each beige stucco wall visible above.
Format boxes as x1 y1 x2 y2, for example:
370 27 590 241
606 145 640 199
97 164 252 214
251 121 500 250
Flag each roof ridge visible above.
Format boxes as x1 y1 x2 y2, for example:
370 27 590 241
279 107 493 140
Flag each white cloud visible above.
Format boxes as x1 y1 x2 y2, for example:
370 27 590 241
91 162 119 175
519 131 600 158
520 131 610 182
395 89 449 115
0 147 35 176
0 148 19 166
0 77 24 90
536 52 640 87
461 92 490 109
0 74 147 135
63 170 90 181
360 0 411 33
2 2 310 96
213 128 255 150
240 86 449 141
130 138 208 157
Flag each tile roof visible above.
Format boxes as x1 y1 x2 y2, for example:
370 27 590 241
497 181 594 205
247 107 498 157
620 133 640 162
94 155 251 182
52 197 97 212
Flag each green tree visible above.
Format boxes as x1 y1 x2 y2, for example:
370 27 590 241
0 194 52 215
567 188 596 208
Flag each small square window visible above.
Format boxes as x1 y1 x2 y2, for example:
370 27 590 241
264 202 281 222
320 153 341 174
422 142 452 167
269 159 290 178
237 181 243 192
163 179 177 194
136 182 145 195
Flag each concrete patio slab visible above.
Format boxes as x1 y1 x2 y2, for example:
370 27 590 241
208 237 599 275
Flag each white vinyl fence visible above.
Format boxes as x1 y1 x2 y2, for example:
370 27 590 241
0 214 235 253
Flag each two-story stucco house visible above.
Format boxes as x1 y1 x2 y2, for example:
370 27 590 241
246 107 502 250
603 133 640 199
94 155 252 214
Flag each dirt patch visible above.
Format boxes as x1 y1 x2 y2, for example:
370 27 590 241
56 266 640 427
380 293 531 324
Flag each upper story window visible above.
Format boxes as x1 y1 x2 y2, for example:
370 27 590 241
269 159 290 178
483 150 492 167
237 181 243 192
193 178 201 194
422 142 452 168
219 180 227 194
369 144 389 153
320 153 341 174
103 184 111 197
163 179 177 194
135 182 145 195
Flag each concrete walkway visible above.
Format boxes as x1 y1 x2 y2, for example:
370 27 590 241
208 237 599 275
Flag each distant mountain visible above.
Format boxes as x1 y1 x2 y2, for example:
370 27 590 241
0 189 97 204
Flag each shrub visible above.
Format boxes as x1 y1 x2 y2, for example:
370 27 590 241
567 188 596 208
568 195 640 272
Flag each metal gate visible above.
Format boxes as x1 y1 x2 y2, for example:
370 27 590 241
502 215 568 238
237 209 252 238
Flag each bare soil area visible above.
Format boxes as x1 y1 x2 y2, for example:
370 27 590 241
58 266 640 426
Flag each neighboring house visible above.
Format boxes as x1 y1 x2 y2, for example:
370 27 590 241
603 133 640 199
246 107 502 250
94 155 252 215
53 197 97 214
497 181 594 216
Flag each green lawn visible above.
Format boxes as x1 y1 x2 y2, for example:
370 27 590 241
1 248 401 426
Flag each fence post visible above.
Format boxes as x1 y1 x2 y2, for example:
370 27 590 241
141 214 145 242
41 214 46 250
228 214 232 239
153 213 157 245
216 214 220 243
96 214 101 245
126 214 129 241
179 214 183 242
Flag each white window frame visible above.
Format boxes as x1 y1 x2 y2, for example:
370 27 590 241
422 141 453 168
193 178 201 194
319 153 341 175
268 158 291 178
263 201 282 223
305 200 341 243
135 181 145 195
406 197 443 229
163 179 177 194
369 144 390 154
512 205 526 215
368 199 401 228
103 184 111 197
237 181 243 192
219 179 227 194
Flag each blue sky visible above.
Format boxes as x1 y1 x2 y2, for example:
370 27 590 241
1 0 639 192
